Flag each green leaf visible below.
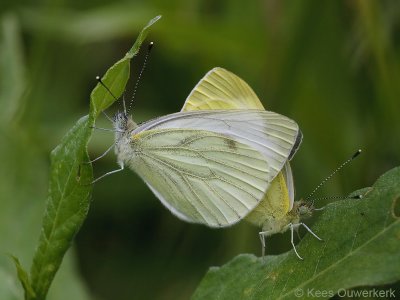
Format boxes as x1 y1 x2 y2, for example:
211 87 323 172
28 116 92 300
11 256 36 300
90 15 161 118
126 15 161 58
19 16 161 300
192 167 400 300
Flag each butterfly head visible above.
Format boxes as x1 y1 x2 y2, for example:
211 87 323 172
293 200 314 220
113 112 138 135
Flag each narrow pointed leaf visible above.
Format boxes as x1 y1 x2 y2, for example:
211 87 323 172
25 16 160 300
11 256 36 300
89 15 161 117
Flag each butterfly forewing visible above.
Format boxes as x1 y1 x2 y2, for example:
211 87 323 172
133 110 300 179
130 129 269 226
120 110 300 227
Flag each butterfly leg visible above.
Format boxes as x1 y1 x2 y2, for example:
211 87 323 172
90 126 124 133
258 231 269 257
289 223 303 260
300 222 323 241
91 163 124 184
91 126 116 132
102 111 114 122
313 207 325 211
85 144 115 164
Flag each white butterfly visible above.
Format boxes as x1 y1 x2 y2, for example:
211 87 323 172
111 109 301 227
93 69 301 228
93 67 328 259
176 67 319 259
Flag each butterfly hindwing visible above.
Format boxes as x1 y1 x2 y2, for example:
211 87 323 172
181 67 265 111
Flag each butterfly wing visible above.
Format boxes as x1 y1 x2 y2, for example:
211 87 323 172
282 161 295 210
130 128 270 226
245 171 291 227
125 110 300 227
180 67 298 215
134 110 300 176
181 67 265 111
181 67 302 159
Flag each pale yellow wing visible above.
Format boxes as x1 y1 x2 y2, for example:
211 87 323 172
181 67 265 111
128 109 300 227
181 67 295 221
130 128 271 227
245 172 290 227
281 161 295 210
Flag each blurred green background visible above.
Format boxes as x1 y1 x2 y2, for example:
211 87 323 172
1 1 399 299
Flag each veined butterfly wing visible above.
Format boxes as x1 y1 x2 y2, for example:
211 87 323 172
181 67 297 214
181 67 265 111
124 110 300 227
282 160 295 210
133 110 299 176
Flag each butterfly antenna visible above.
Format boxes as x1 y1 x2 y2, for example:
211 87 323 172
96 76 120 120
306 149 362 205
127 41 154 115
308 194 363 203
122 91 127 114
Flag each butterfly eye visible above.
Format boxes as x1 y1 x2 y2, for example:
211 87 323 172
298 204 309 215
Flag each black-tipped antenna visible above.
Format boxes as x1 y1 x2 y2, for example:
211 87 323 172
96 76 117 100
308 194 363 203
306 149 362 204
127 41 154 115
96 76 125 122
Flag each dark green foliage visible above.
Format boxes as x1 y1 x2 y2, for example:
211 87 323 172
193 167 400 299
1 1 400 299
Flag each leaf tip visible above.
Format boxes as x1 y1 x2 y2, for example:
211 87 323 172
9 254 36 299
